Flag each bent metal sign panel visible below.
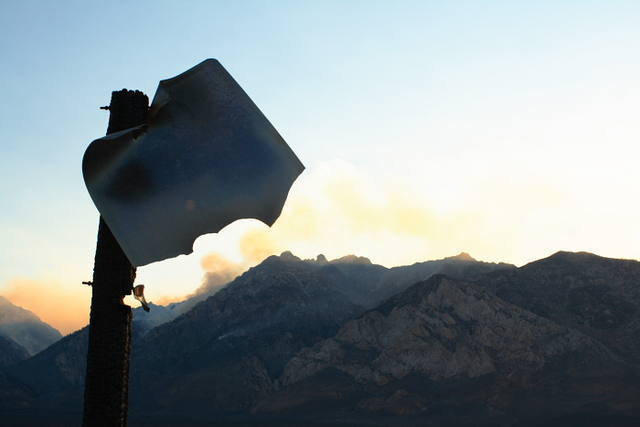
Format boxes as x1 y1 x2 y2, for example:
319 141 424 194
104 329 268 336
83 59 304 267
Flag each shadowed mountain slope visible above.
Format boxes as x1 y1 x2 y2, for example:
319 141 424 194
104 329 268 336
6 327 88 414
132 280 230 335
260 275 640 425
0 250 510 421
129 251 514 333
370 252 515 304
0 335 29 368
3 251 637 426
131 252 366 413
475 251 640 364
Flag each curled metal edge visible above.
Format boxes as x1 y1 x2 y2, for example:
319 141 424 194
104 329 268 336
83 59 304 266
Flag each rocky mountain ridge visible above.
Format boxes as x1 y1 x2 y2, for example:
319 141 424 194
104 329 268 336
2 251 638 426
476 251 640 364
264 274 638 424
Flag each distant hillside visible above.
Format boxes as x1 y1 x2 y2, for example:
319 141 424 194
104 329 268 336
0 296 62 355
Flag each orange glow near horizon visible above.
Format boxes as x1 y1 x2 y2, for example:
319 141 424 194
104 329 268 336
2 159 638 334
2 278 91 336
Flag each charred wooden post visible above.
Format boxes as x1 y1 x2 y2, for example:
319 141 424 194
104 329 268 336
83 90 148 427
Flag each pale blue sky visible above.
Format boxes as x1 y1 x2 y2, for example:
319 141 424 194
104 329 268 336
2 1 639 332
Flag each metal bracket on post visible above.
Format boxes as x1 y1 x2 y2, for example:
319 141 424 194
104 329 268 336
83 90 148 427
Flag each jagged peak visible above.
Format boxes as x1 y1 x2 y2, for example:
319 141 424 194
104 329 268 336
330 255 372 265
315 254 328 264
263 251 302 264
279 251 301 262
444 252 476 262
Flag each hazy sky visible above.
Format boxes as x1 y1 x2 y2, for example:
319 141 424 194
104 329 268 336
1 1 639 334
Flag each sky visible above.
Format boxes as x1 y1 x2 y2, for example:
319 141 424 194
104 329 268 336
1 1 639 334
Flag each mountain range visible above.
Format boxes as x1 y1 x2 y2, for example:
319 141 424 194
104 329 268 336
1 251 639 426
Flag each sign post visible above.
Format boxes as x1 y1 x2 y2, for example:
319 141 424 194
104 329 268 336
83 90 149 427
81 59 304 425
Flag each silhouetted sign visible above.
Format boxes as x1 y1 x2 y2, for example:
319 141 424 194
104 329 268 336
83 59 304 266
